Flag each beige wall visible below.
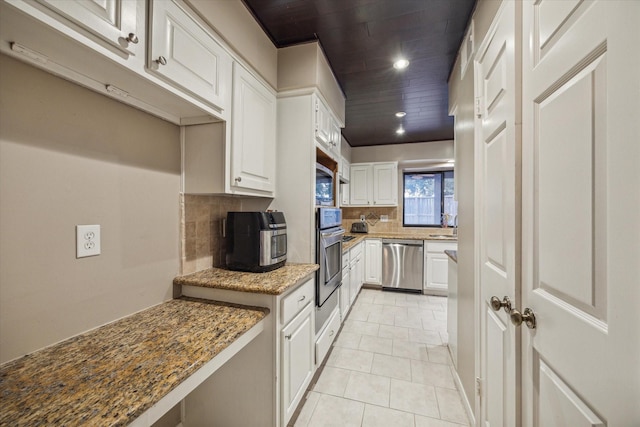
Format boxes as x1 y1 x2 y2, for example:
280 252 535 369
0 55 181 363
187 0 278 88
447 0 503 414
351 140 454 163
277 42 346 124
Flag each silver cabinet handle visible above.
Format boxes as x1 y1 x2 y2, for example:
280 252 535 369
285 334 291 340
329 329 335 336
298 295 306 302
510 308 537 329
490 296 512 313
126 33 139 44
155 56 167 65
235 177 242 183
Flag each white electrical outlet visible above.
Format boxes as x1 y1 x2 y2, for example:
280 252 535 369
380 215 389 222
76 225 101 258
360 215 366 221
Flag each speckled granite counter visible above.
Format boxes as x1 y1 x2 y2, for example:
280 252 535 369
174 263 319 295
343 231 457 252
0 298 268 427
445 249 458 263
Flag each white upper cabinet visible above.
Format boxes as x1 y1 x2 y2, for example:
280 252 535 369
349 162 398 206
315 99 331 147
35 0 140 56
230 62 276 196
372 162 398 206
149 0 232 112
315 97 342 161
349 164 372 205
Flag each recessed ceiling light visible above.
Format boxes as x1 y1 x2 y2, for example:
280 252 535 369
393 59 410 70
395 111 406 118
396 127 405 135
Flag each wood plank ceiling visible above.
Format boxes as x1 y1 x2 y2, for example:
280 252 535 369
242 0 476 147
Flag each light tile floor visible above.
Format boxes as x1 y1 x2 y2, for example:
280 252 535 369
292 288 469 427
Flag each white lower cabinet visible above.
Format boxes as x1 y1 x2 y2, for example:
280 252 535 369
281 303 314 424
315 308 340 367
180 276 315 427
340 251 351 320
349 242 364 304
423 241 458 295
364 238 382 284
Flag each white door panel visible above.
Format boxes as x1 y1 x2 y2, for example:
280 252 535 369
523 1 640 425
475 2 520 425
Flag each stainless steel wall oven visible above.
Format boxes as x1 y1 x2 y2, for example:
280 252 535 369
315 207 344 333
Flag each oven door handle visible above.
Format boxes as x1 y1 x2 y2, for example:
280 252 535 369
320 229 345 239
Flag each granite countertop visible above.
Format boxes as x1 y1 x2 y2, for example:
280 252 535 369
343 231 457 252
445 250 458 263
174 263 319 295
0 298 268 427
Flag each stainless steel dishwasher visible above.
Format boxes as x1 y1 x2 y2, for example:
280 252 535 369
381 239 424 293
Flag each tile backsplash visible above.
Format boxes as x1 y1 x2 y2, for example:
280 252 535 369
341 206 448 235
180 194 241 274
180 194 272 275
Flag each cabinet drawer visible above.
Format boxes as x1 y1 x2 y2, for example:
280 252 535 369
281 278 314 325
342 252 350 267
350 242 363 258
315 308 340 366
425 241 458 252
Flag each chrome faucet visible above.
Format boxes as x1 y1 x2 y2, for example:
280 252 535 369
453 215 458 237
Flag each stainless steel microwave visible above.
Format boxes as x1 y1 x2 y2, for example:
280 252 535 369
315 163 335 207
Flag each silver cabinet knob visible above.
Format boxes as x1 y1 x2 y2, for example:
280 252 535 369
234 177 242 183
298 295 306 302
126 33 139 44
510 308 537 329
490 296 512 313
155 56 167 66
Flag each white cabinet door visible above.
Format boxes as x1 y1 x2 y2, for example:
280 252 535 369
349 164 371 205
349 258 359 306
315 98 331 147
281 303 314 426
340 251 351 321
355 252 364 294
423 241 458 295
372 162 398 206
340 183 350 207
340 266 350 321
36 0 140 56
149 0 231 111
425 252 449 292
231 63 276 195
364 239 382 285
330 118 341 158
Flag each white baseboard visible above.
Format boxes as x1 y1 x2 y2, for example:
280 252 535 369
452 363 475 426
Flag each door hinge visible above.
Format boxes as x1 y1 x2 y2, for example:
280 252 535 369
476 377 482 397
475 97 483 118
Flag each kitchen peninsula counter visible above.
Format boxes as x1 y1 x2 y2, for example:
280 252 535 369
0 298 268 427
174 263 319 295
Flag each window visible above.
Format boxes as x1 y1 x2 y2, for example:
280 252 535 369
403 170 457 227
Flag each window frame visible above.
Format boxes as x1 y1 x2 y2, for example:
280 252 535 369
402 169 455 227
